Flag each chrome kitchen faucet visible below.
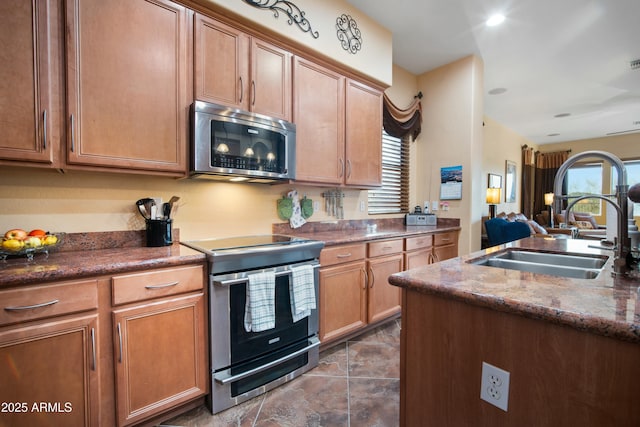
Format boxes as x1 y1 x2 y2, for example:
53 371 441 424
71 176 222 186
553 150 630 276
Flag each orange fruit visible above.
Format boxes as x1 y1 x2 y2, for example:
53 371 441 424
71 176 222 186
28 229 47 238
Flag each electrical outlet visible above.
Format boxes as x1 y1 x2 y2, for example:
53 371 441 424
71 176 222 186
431 200 438 211
313 201 320 212
359 201 366 212
480 361 510 411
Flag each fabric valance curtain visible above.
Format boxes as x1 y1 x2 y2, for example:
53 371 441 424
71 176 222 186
382 93 422 139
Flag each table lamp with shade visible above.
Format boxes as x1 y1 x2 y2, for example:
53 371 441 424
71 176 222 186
544 192 555 228
486 188 501 219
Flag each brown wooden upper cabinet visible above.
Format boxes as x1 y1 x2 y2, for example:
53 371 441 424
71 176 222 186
293 57 383 188
0 0 54 165
194 14 291 121
65 0 191 175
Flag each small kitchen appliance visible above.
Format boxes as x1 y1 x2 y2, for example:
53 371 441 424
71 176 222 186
405 206 437 226
181 234 324 413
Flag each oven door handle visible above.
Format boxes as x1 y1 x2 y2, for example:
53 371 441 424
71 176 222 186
213 336 320 385
213 263 320 287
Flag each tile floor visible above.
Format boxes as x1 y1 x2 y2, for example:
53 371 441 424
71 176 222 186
161 319 401 427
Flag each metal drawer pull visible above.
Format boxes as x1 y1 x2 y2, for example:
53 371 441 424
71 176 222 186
117 323 123 363
214 337 320 385
336 253 352 258
440 238 451 242
4 299 59 311
214 263 320 287
91 327 96 371
70 114 75 152
42 109 47 149
145 281 179 290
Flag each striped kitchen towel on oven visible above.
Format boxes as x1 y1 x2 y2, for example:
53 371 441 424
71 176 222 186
289 264 316 323
244 271 276 332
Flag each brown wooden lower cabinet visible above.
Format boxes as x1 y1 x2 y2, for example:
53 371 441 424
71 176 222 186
0 314 100 426
366 239 403 323
0 264 207 427
112 292 207 426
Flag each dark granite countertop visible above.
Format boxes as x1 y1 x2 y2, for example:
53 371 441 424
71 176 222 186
272 218 461 246
0 230 205 289
389 237 640 343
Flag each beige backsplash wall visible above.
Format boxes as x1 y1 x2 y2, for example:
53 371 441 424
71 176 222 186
0 166 374 240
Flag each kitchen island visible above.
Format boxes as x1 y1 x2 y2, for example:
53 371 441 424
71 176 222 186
389 237 640 426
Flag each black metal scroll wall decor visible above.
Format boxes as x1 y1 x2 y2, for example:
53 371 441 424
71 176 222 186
241 0 319 39
336 14 362 54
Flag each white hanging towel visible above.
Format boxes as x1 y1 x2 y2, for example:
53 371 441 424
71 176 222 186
289 264 316 323
244 271 276 332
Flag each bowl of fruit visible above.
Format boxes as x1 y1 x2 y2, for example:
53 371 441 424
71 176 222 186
1 228 63 261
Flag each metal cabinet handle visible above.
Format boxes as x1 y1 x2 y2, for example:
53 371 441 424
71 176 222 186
91 327 96 371
42 110 47 149
70 114 75 152
239 77 243 103
117 322 123 363
251 80 256 106
214 337 320 385
346 159 352 179
336 253 352 258
369 267 375 288
145 281 179 290
4 299 59 311
339 158 344 177
362 267 368 290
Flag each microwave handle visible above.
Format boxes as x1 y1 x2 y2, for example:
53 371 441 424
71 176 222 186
213 263 320 287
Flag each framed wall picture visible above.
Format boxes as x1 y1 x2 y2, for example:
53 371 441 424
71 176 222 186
488 173 502 189
505 160 517 203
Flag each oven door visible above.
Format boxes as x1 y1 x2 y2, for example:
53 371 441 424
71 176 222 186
209 260 319 370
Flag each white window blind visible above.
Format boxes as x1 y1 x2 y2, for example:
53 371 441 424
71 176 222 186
368 131 409 214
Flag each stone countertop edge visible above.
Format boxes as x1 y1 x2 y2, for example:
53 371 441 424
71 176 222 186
0 243 206 289
389 237 640 344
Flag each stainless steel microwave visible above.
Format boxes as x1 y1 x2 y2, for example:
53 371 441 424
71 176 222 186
190 101 296 182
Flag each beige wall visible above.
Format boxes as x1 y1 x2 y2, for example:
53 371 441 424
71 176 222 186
198 0 393 86
482 116 535 217
415 55 484 255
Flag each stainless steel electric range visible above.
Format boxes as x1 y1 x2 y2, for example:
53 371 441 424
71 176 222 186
181 235 324 413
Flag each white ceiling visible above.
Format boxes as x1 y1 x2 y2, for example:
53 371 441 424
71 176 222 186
347 0 640 145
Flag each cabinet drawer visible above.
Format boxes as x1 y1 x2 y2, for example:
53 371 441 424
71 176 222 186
112 264 204 306
0 279 98 326
368 239 403 258
320 243 366 267
434 232 457 247
405 235 433 251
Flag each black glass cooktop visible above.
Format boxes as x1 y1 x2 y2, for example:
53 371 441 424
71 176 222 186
182 234 310 253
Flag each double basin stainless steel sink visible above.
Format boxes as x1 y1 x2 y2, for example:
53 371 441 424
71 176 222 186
468 249 609 279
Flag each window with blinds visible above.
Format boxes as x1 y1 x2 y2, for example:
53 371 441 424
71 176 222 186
368 131 410 214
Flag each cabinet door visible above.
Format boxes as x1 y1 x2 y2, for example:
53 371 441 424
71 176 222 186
195 13 249 109
345 79 382 187
319 261 366 343
293 57 345 184
0 0 53 164
367 254 403 323
0 314 99 426
250 38 291 120
433 244 458 262
66 0 190 173
405 248 434 270
113 293 207 426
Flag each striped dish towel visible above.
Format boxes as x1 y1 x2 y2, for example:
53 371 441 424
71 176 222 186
289 264 316 323
244 271 276 332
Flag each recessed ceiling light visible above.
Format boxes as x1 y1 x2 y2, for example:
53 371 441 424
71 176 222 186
488 87 507 95
554 113 571 118
486 14 505 27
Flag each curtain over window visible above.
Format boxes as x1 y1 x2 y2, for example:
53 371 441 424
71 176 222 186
534 150 570 216
382 93 422 139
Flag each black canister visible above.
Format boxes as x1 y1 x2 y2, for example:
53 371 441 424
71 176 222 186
146 219 173 247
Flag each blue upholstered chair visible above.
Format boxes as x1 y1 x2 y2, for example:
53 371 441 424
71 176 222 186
484 217 531 247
